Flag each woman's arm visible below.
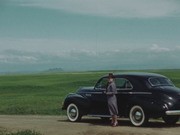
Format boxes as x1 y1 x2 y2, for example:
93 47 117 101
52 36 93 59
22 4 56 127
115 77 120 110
106 83 117 95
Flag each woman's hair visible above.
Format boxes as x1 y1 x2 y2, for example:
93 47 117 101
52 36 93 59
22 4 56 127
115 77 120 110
108 73 114 78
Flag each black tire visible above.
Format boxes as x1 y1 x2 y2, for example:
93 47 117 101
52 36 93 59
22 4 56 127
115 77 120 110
67 103 82 122
129 105 148 127
162 116 179 125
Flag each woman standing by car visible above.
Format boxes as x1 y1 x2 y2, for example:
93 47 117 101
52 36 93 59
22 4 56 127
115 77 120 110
106 73 118 127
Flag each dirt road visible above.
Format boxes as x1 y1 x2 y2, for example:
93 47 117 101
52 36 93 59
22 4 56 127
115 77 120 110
0 115 180 135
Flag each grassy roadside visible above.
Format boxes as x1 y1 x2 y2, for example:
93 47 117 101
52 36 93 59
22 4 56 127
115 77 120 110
0 69 180 115
0 129 42 135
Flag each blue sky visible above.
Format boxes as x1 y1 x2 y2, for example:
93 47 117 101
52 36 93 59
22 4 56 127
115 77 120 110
0 0 180 72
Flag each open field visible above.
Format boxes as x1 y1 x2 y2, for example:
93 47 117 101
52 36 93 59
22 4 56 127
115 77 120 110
0 69 180 115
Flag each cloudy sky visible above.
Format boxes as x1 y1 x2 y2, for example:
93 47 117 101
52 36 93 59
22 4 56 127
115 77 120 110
0 0 180 72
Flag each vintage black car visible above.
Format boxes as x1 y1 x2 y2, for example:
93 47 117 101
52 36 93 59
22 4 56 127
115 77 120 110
62 72 180 126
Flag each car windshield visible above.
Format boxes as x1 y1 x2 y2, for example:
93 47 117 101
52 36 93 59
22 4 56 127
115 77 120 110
149 77 174 87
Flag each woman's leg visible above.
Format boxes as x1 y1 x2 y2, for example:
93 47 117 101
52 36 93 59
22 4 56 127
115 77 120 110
111 115 114 124
114 115 118 124
112 115 118 126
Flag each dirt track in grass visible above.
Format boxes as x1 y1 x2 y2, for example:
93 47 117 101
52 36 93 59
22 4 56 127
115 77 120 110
0 115 180 135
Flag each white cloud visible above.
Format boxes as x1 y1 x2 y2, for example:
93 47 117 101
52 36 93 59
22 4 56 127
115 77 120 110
0 37 134 54
150 44 171 53
0 37 97 53
0 54 38 64
176 46 180 49
10 0 179 18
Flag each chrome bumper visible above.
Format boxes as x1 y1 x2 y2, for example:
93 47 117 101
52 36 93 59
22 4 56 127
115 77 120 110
166 110 180 115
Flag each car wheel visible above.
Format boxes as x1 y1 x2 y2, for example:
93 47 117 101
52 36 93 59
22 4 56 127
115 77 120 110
162 116 179 125
67 103 82 122
129 105 148 126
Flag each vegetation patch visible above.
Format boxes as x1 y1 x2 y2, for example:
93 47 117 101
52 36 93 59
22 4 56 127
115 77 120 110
0 129 42 135
0 69 180 115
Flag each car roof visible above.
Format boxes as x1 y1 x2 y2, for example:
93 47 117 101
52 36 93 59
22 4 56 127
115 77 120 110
103 72 166 79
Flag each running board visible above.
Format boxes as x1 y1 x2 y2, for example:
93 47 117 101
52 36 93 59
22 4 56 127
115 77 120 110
87 114 111 118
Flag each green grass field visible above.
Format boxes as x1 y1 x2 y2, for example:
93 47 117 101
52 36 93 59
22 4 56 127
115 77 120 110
0 69 180 115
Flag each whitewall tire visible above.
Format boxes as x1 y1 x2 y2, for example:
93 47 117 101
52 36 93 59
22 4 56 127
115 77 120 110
129 105 148 126
67 103 82 122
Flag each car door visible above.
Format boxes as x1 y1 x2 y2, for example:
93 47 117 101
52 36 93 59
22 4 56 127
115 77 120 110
115 77 133 116
88 77 109 115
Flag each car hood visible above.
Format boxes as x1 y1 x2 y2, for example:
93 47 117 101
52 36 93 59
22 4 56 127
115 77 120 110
77 86 94 93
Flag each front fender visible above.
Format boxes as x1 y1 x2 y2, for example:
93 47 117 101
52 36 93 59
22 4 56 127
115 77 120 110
62 93 90 112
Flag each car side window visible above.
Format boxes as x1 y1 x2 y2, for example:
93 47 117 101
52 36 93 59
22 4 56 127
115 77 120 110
115 78 133 90
95 78 108 89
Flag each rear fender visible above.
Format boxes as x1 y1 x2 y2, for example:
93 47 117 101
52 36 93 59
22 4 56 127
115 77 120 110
127 96 166 117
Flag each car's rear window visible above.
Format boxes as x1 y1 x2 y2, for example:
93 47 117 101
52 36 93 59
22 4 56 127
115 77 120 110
148 77 174 86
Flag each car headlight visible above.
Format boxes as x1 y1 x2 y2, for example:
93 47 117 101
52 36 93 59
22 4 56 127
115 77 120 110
163 103 169 109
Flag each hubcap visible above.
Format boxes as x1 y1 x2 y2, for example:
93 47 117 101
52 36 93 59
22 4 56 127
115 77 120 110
69 107 77 118
134 111 142 121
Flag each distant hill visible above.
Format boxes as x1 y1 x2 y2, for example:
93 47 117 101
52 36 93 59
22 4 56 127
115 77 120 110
47 68 64 72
